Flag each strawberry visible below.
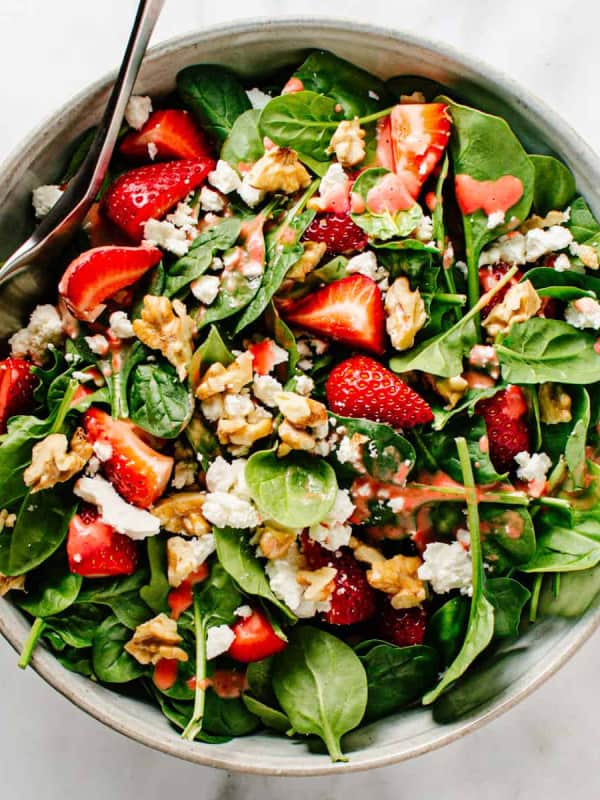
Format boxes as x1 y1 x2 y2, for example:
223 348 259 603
248 339 286 375
58 245 162 322
67 505 139 577
376 103 451 198
283 274 385 355
84 407 173 507
0 358 37 434
375 599 427 647
476 385 530 473
227 609 287 663
478 261 523 319
120 109 212 161
301 535 376 625
167 565 209 621
326 355 434 428
302 212 368 255
102 157 214 241
153 658 180 691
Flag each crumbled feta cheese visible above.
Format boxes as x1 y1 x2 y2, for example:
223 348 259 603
553 253 580 272
235 605 253 618
74 476 160 540
346 251 387 282
209 160 242 194
200 186 225 213
368 90 380 101
415 214 434 242
210 256 224 272
108 311 134 339
310 337 329 355
418 542 473 596
265 544 332 618
143 218 190 257
191 274 220 305
565 297 600 330
241 260 263 279
479 226 573 267
388 497 405 513
253 375 283 407
307 489 354 551
205 624 235 660
246 88 272 109
84 334 109 355
514 451 552 483
71 370 94 383
147 142 158 160
92 441 113 462
9 304 64 364
336 436 363 470
167 202 198 230
201 395 225 422
456 528 470 546
125 95 152 130
238 175 265 207
298 358 313 371
203 492 259 529
486 210 505 229
294 375 314 396
224 393 254 417
32 185 63 218
320 162 348 197
205 456 250 496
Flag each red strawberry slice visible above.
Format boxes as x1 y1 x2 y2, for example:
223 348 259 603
476 385 530 473
376 103 451 198
153 658 180 690
84 407 173 508
283 274 385 355
58 245 162 322
478 261 523 320
301 534 376 625
102 157 214 242
302 212 368 256
375 599 427 647
0 357 37 434
227 609 287 663
67 505 139 577
248 339 285 375
120 110 212 161
326 355 433 428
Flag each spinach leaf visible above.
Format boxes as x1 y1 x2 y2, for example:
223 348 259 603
265 302 299 377
496 319 600 384
242 693 291 733
18 558 82 617
189 324 234 389
128 361 194 439
245 449 338 528
529 154 576 215
426 596 470 667
195 561 243 626
246 656 278 704
522 507 600 573
542 387 589 489
140 537 170 614
92 615 146 683
213 527 296 622
522 266 600 299
46 606 106 649
350 168 423 240
185 413 220 471
0 415 55 507
422 416 506 485
539 564 600 617
203 690 260 736
177 64 251 143
389 316 476 377
432 385 500 430
566 196 600 243
479 505 536 572
221 109 264 167
272 626 368 762
359 643 439 720
485 577 530 637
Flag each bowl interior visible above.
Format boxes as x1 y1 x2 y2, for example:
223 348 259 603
1 18 599 775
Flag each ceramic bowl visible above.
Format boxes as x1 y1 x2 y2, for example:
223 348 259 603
1 18 599 776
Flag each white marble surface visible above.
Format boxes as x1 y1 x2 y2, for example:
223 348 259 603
1 0 600 796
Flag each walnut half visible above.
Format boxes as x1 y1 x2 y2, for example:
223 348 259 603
327 118 366 168
385 277 427 352
482 280 541 339
351 538 426 609
23 428 92 493
124 613 188 665
0 573 25 598
246 147 311 194
133 296 195 380
152 492 211 537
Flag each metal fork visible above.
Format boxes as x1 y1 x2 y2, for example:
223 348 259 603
0 0 165 289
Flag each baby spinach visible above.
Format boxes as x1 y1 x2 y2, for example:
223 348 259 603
542 387 589 488
567 196 600 243
245 449 338 528
128 361 194 439
485 577 530 638
529 154 576 215
203 691 260 737
539 564 600 617
18 558 82 618
522 266 600 299
0 414 55 507
189 324 234 389
92 615 146 683
350 168 423 240
426 596 470 667
177 64 251 143
272 626 368 762
479 505 536 573
358 643 439 720
423 416 506 485
522 507 600 573
265 302 299 377
242 693 292 733
221 109 264 167
496 319 600 384
140 537 170 614
432 385 500 430
45 605 106 649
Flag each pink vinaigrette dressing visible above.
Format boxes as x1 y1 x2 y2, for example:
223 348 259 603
365 172 415 214
454 174 524 216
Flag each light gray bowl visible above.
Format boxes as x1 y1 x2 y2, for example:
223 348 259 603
1 17 599 776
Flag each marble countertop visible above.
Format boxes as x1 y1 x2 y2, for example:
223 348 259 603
1 1 599 796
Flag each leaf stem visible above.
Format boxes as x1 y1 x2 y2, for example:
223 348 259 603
456 437 484 599
18 617 45 669
529 574 543 622
181 595 207 741
50 379 78 433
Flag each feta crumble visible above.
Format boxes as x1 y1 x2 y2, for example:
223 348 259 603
238 175 265 207
209 160 242 194
125 95 152 130
294 375 314 396
246 88 272 109
206 624 235 660
308 489 354 551
108 311 134 339
253 374 283 407
479 225 573 267
346 251 387 282
74 476 160 540
486 210 505 229
565 297 600 330
143 218 189 257
84 334 109 355
203 492 259 529
92 441 113 462
418 541 473 596
9 304 64 364
514 451 552 483
234 605 253 618
200 186 225 213
32 185 63 218
147 142 158 160
265 544 333 618
191 274 220 305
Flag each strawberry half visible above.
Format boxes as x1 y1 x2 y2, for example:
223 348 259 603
58 245 162 322
0 357 37 434
67 505 139 577
102 158 214 242
375 599 427 647
478 261 523 320
227 609 287 663
326 355 433 428
476 385 530 473
84 407 173 508
283 274 385 355
376 103 451 198
302 212 368 256
120 110 212 161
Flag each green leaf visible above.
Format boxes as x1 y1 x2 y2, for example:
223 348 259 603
522 266 600 299
195 561 242 626
245 449 338 528
92 615 146 683
389 317 477 377
18 557 82 618
426 596 470 667
522 508 600 573
46 606 106 649
0 414 53 507
128 361 194 439
177 64 251 143
140 537 170 614
566 196 600 243
485 577 530 638
203 691 260 736
221 109 264 167
539 565 600 617
542 386 589 488
432 385 501 430
272 626 368 762
423 416 506 485
350 168 423 240
529 154 576 215
479 505 536 573
189 324 234 389
242 693 291 733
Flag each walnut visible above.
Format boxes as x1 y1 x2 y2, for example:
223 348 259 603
385 277 427 351
133 296 195 380
0 573 25 598
195 352 253 399
23 428 92 492
278 419 318 457
0 509 16 530
573 243 600 270
297 566 337 602
275 392 329 457
429 375 469 410
246 147 311 194
152 492 211 537
275 392 327 427
482 280 541 339
166 535 212 587
350 537 386 565
217 412 273 449
539 383 572 424
285 241 327 282
124 613 188 665
520 209 569 232
258 524 297 559
400 91 427 103
367 554 426 609
327 118 366 168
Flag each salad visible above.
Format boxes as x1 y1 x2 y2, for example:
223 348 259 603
1 49 600 763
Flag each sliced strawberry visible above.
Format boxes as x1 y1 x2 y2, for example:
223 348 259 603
478 261 523 320
58 245 162 322
120 110 212 161
476 385 530 473
326 355 433 428
67 505 139 577
167 564 209 621
227 609 287 663
84 407 173 507
302 212 368 256
375 599 427 647
0 358 37 434
248 339 286 375
153 658 180 690
283 274 385 355
102 158 214 242
301 535 376 625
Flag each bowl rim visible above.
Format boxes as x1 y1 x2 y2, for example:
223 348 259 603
1 15 600 776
